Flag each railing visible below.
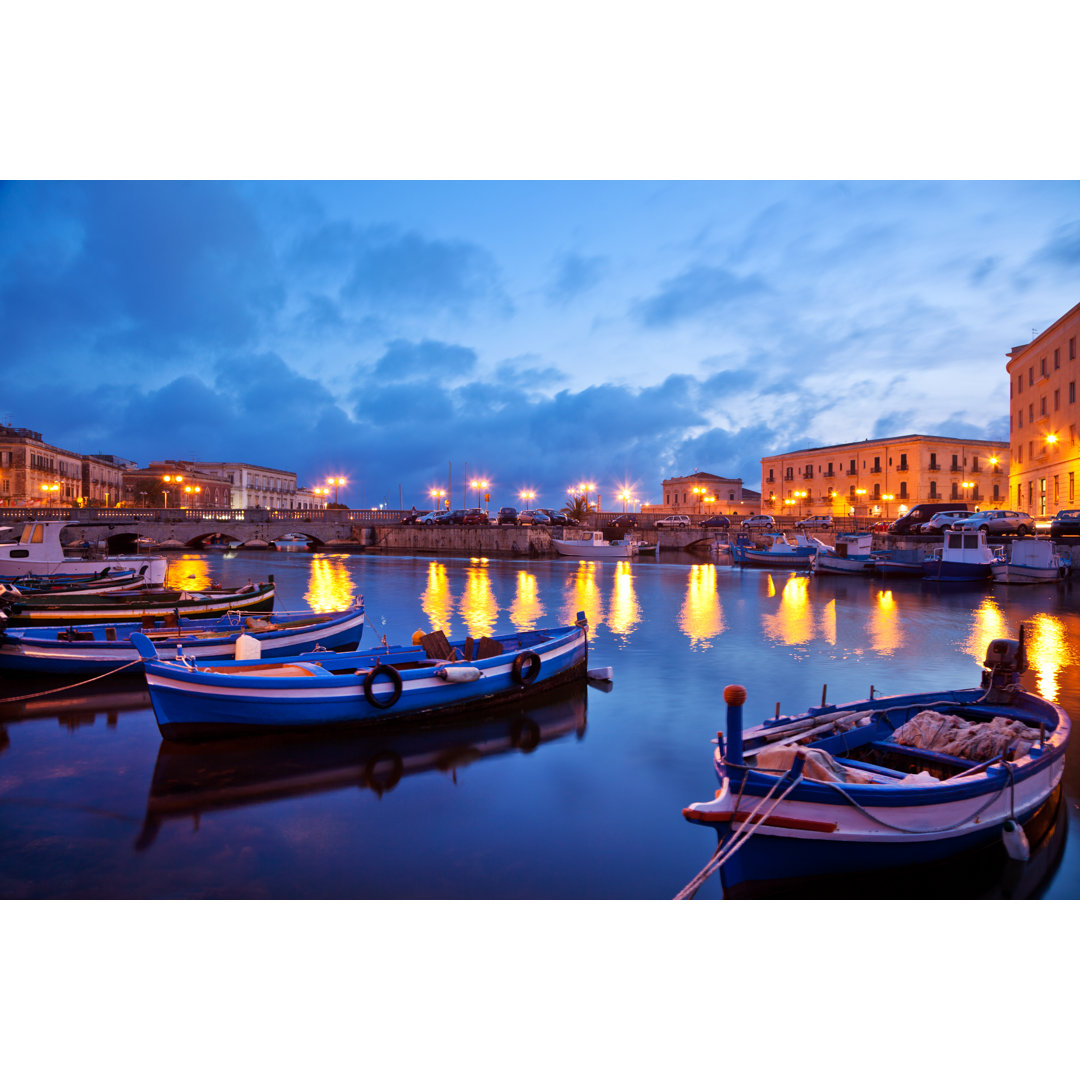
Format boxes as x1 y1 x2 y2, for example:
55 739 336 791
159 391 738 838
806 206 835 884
0 506 407 525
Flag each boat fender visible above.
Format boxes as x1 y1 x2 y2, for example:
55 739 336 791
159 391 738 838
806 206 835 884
512 651 541 686
411 628 427 645
1001 819 1030 862
587 666 613 682
235 633 262 661
438 665 481 683
363 663 403 709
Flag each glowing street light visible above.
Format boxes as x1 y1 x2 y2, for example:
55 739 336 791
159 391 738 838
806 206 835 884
325 476 346 505
1045 433 1059 446
429 487 446 511
40 482 60 507
470 479 489 508
620 488 634 512
161 474 184 508
183 484 201 508
519 488 535 510
569 482 599 512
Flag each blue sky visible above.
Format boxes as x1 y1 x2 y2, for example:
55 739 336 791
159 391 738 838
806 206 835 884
2 180 1077 509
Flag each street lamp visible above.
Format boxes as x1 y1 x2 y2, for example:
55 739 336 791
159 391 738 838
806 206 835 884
692 485 709 512
325 476 346 505
161 474 184 508
183 484 201 508
429 487 446 511
570 482 598 512
470 479 489 508
619 488 633 512
40 482 60 507
519 489 535 510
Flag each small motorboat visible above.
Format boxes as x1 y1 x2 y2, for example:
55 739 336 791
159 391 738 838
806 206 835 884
681 628 1069 898
730 532 815 570
131 615 591 741
922 528 1004 582
0 567 147 595
0 596 364 675
872 547 928 578
0 520 167 584
810 532 875 575
552 532 638 558
991 538 1070 585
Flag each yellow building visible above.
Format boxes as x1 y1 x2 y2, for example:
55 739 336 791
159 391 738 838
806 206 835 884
760 435 1009 520
1006 299 1080 516
643 471 759 517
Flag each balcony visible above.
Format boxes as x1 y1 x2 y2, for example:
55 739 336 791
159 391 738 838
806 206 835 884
928 464 940 471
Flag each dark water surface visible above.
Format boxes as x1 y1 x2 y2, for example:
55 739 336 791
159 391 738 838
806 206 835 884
2 547 1078 899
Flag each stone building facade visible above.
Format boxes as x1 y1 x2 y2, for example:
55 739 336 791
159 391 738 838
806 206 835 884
1006 299 1080 517
643 471 760 516
760 435 1010 520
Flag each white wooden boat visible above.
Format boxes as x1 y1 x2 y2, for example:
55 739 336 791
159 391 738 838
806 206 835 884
552 532 638 558
991 538 1070 584
922 529 1004 581
811 532 875 575
0 520 167 584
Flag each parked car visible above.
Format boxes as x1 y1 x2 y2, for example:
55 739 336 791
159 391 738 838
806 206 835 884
497 506 518 525
919 511 972 535
888 502 969 535
417 511 446 525
1049 509 1080 537
442 508 469 526
518 510 551 526
701 515 731 528
742 514 776 529
462 508 489 525
954 509 1035 536
655 515 692 528
796 515 832 529
537 508 577 526
400 511 423 525
609 514 639 529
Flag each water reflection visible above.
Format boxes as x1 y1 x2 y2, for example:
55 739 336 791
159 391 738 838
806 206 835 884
609 562 641 638
510 571 545 631
679 564 723 650
965 597 1009 667
460 559 497 638
762 574 813 645
1027 614 1073 702
135 684 588 851
305 555 358 613
165 555 212 591
421 561 454 635
867 590 901 655
562 562 604 628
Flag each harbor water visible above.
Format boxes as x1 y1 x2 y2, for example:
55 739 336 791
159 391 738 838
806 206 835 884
1 546 1078 899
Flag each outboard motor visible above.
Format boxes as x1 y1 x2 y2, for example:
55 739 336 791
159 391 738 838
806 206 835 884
981 627 1028 693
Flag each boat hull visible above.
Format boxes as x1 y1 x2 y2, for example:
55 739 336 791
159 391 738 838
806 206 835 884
137 624 589 740
552 540 637 557
0 604 364 674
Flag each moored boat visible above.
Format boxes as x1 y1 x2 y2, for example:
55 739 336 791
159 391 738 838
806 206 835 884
0 579 275 626
0 520 168 584
730 532 815 570
0 566 147 595
990 538 1070 585
680 629 1069 898
131 615 590 740
810 532 875 575
922 528 1004 581
552 531 638 558
0 596 363 675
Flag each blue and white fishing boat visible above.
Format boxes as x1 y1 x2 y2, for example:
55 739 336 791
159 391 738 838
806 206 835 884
132 615 590 740
990 538 1071 585
0 566 147 595
810 532 875 575
680 629 1069 898
922 529 1004 581
872 547 928 578
0 597 364 675
730 533 816 570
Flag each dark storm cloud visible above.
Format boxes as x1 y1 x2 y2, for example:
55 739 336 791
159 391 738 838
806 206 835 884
632 264 770 328
0 182 283 365
371 339 479 381
545 253 607 305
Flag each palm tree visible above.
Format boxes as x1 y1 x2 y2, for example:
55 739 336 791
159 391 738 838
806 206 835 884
564 494 591 520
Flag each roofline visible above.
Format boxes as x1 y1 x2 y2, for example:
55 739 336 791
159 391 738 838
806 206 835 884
1005 298 1080 368
761 434 1008 458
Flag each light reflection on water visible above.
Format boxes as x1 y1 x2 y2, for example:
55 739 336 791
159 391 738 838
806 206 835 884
164 554 212 591
762 574 814 645
460 559 497 638
304 554 358 613
868 589 901 655
509 570 545 631
679 564 723 650
561 561 605 628
609 562 641 639
1026 612 1075 702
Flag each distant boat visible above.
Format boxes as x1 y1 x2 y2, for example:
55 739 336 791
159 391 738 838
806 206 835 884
0 597 363 675
0 579 275 626
0 567 146 595
552 531 638 558
872 547 926 577
0 520 167 584
991 538 1070 585
811 532 875 575
730 532 815 570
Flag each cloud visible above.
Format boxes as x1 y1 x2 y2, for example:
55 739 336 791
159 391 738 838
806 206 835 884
371 339 479 381
545 253 607 305
632 264 770 327
1032 220 1080 268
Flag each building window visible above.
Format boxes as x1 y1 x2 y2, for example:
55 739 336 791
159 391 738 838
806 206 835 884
1041 356 1048 377
899 453 907 470
1055 348 1061 369
1017 483 1022 507
1055 389 1061 410
900 481 908 498
1041 396 1047 416
951 453 959 470
1018 411 1023 428
1070 337 1076 361
1029 404 1034 422
951 482 959 498
1054 475 1060 504
1070 381 1076 404
929 480 938 497
848 459 856 474
929 452 938 469
1017 444 1023 462
1070 473 1076 504
1029 365 1034 384
993 484 1000 502
873 482 880 498
872 456 881 473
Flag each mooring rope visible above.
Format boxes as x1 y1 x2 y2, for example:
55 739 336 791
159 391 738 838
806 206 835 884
0 657 145 704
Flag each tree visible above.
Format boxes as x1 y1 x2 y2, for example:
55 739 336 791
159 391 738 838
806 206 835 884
564 494 591 519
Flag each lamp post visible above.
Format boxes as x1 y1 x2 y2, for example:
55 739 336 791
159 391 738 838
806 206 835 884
570 482 598 512
326 476 346 506
40 482 60 507
620 488 633 512
692 485 708 513
161 474 184 509
519 489 535 511
470 479 489 508
183 484 201 509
